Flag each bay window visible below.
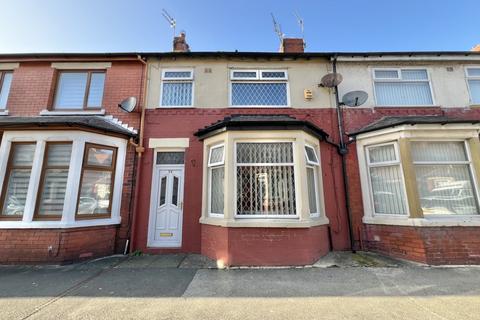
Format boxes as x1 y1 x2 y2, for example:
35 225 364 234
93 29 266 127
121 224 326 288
0 131 126 228
230 70 289 107
208 144 225 216
373 68 434 106
305 145 320 216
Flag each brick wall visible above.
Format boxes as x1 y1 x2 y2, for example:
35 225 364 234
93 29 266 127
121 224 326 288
0 58 143 264
201 224 330 266
0 226 117 264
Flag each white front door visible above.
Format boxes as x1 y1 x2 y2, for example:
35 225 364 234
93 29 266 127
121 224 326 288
148 166 184 248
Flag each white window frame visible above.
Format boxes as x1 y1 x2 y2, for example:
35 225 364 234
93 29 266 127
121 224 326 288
305 144 320 217
465 66 480 105
372 67 436 107
233 140 299 219
207 144 225 217
365 141 409 217
0 130 127 229
0 70 13 112
159 68 194 108
229 69 290 108
410 139 480 216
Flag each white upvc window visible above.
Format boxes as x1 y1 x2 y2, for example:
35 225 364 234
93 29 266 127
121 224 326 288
305 145 320 216
230 69 289 107
0 71 13 111
235 141 297 218
365 142 408 215
466 67 480 104
160 69 194 107
0 131 127 229
411 141 479 215
372 68 434 106
207 144 225 216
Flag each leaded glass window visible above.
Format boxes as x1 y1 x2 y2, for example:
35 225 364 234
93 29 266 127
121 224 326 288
208 144 225 215
236 142 296 216
161 69 193 107
305 145 320 215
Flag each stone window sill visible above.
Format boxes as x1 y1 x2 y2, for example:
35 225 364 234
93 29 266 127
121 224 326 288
363 215 480 227
0 216 121 229
0 110 8 116
39 109 106 116
200 216 329 228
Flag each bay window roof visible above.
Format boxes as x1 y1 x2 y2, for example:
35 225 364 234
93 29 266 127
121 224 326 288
349 116 480 136
194 115 329 140
0 116 137 137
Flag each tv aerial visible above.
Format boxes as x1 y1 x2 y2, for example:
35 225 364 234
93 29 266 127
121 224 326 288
294 11 305 47
118 96 138 113
341 91 369 107
162 9 177 37
271 13 285 45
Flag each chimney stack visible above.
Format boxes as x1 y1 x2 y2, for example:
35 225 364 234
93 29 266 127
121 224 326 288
471 44 480 52
173 32 190 52
280 38 304 53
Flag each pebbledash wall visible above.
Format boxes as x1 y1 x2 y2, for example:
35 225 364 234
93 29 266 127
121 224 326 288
0 58 143 264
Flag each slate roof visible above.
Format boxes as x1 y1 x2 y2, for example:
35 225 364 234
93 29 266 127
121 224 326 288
348 116 480 136
0 116 137 137
194 114 329 140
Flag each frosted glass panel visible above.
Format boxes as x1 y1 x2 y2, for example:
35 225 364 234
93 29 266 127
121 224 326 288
411 142 467 162
209 146 224 165
375 82 433 106
210 167 224 214
87 73 105 107
236 143 293 163
0 72 13 109
370 165 407 215
415 165 479 215
369 144 396 163
54 73 88 109
401 69 428 80
468 79 480 104
231 83 287 106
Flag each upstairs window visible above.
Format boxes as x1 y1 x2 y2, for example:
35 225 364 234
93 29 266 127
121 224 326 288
373 68 434 106
230 70 289 107
466 67 480 104
160 69 194 107
0 71 13 110
53 71 106 110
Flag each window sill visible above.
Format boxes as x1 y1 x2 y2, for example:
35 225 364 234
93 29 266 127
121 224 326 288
39 109 106 116
363 215 480 227
200 216 329 228
0 216 121 229
0 110 9 116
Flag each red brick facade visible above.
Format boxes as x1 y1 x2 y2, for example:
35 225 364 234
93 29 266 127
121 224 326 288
0 58 144 264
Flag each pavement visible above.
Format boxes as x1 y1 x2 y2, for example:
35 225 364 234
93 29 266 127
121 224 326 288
1 252 480 320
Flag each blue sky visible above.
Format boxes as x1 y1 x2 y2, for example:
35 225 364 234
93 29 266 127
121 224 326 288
0 0 479 53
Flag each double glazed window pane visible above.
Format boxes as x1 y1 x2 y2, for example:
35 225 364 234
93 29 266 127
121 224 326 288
306 167 317 214
54 72 105 109
231 83 287 106
0 72 13 109
37 144 72 217
1 144 36 216
210 167 224 214
78 170 112 215
375 82 433 106
411 142 479 215
468 80 480 104
161 82 192 106
87 147 114 167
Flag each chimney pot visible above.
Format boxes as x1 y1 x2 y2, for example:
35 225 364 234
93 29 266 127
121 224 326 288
173 32 190 52
280 38 304 53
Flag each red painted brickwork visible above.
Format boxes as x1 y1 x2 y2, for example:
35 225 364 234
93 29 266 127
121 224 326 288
0 226 117 264
364 224 480 265
0 58 144 264
343 107 480 264
133 108 351 259
201 224 330 266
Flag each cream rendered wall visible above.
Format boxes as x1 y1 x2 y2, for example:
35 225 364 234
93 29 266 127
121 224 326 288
146 57 333 109
336 61 479 108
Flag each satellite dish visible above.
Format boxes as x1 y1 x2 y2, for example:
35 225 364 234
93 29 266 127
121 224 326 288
118 97 137 113
342 91 368 107
320 73 343 88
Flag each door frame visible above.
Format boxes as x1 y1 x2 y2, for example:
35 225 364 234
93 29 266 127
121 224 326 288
147 149 185 248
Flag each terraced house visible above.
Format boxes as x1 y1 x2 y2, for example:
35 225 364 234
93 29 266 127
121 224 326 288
1 34 480 266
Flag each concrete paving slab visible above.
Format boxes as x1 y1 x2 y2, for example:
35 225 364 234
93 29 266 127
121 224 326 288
313 251 406 268
178 254 217 269
117 254 186 269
